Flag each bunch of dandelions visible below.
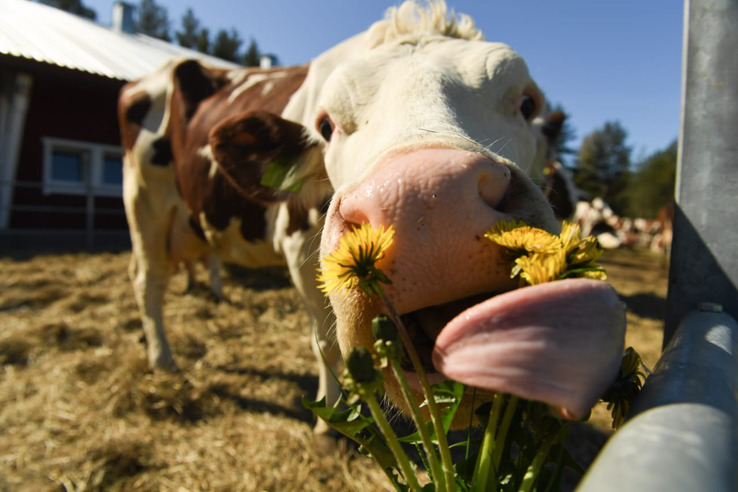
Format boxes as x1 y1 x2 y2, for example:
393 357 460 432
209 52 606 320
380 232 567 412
307 221 646 492
313 223 458 492
486 220 646 430
485 220 607 286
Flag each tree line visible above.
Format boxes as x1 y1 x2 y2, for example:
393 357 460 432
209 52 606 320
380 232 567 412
41 1 674 219
552 110 676 219
40 0 272 66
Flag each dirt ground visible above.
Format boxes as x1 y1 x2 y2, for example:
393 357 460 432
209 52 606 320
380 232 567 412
0 247 668 491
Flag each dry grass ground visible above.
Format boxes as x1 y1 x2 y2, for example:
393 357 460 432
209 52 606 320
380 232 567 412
0 247 668 491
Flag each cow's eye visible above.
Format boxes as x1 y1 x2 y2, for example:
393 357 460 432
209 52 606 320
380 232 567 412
317 115 334 142
520 95 537 121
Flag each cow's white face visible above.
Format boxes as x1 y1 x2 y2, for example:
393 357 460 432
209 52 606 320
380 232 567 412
315 39 546 188
308 36 574 417
281 4 623 423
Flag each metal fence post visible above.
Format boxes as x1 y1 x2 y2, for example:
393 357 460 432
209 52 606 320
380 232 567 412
577 305 738 491
577 0 738 489
665 0 738 343
85 155 94 249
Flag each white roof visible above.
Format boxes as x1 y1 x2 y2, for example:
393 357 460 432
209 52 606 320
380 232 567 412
0 0 240 81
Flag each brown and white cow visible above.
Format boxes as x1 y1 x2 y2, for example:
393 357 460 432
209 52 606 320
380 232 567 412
120 1 625 432
120 60 340 433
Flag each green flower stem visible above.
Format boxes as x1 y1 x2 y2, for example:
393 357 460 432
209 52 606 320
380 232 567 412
365 391 423 492
492 395 518 473
472 392 505 492
465 388 477 461
388 355 446 492
517 424 570 492
542 440 567 492
379 290 456 492
345 430 404 491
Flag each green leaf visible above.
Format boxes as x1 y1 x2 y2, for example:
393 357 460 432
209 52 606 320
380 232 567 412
302 397 371 437
303 397 400 476
398 420 434 443
260 159 304 193
434 380 465 434
453 454 477 483
558 266 606 279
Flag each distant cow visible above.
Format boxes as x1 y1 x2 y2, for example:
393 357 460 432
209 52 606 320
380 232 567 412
120 0 625 432
652 203 674 265
573 198 624 249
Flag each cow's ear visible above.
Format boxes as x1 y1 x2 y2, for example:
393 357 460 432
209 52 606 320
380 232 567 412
209 110 315 202
172 59 229 123
544 162 578 220
540 110 566 146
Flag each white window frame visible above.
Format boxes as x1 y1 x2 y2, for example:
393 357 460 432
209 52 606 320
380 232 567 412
42 137 123 197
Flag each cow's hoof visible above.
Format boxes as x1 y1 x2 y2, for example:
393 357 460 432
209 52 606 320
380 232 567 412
213 293 230 304
150 355 179 373
312 430 344 456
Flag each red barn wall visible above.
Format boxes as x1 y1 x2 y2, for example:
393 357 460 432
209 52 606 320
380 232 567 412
10 66 127 231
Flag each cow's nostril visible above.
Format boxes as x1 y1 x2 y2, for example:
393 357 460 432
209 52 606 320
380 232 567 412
338 195 373 230
478 164 511 209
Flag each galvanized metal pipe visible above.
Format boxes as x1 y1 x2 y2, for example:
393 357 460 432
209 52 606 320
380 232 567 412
578 1 738 487
577 306 738 492
665 0 738 343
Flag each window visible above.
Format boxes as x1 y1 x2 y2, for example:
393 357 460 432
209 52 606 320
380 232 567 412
50 150 86 182
101 153 123 187
42 138 123 196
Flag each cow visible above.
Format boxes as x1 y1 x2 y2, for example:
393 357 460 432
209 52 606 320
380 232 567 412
652 203 674 266
536 111 580 220
120 0 625 434
573 198 624 249
120 60 339 435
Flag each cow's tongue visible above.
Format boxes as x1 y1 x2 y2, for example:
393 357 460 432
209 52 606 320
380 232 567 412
432 278 626 419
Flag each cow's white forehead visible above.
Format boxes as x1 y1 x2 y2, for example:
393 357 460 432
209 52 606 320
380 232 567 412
316 38 544 189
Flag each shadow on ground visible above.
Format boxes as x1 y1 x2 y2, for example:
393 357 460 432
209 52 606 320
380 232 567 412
620 292 667 320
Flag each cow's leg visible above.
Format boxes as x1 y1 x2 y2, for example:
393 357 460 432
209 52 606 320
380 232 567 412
128 253 174 363
132 256 176 370
128 253 138 284
124 172 177 370
184 261 196 293
281 223 342 438
205 253 227 302
311 316 343 435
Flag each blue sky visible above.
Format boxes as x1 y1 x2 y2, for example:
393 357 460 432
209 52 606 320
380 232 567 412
88 0 684 162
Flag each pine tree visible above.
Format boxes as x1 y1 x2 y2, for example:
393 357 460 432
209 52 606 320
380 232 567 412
175 8 200 49
574 121 632 214
135 0 170 41
626 140 677 217
243 38 261 67
43 0 96 20
211 28 242 63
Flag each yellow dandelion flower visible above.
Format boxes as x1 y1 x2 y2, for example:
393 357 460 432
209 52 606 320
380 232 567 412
559 221 582 253
581 269 608 281
488 219 608 284
570 236 604 266
317 223 395 296
515 250 568 285
485 221 562 254
488 219 529 234
602 347 645 429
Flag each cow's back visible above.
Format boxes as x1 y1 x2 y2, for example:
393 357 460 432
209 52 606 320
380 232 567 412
168 64 311 266
119 61 312 268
